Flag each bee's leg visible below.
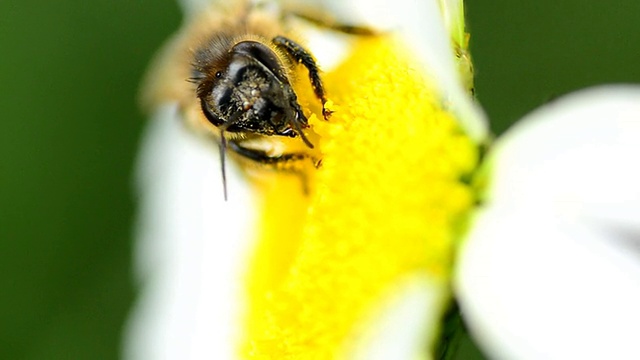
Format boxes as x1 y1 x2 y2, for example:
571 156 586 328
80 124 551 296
228 139 308 165
228 140 319 194
272 36 332 120
286 11 377 36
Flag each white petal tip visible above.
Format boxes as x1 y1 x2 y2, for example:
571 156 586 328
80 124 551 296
345 274 449 360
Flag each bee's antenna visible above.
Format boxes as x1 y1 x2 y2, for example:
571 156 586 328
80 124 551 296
199 97 230 201
217 111 243 201
219 131 228 201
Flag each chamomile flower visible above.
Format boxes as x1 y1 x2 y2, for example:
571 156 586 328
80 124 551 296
124 0 640 359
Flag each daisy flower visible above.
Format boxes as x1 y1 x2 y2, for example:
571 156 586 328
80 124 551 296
124 0 640 359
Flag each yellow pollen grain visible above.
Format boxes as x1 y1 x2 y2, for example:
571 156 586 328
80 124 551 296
243 37 478 359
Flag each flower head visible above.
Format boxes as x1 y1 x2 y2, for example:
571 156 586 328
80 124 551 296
125 0 640 359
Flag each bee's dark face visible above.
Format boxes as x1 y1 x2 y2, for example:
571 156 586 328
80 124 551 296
195 41 303 138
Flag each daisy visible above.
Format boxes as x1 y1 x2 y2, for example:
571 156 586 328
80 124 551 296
124 0 640 359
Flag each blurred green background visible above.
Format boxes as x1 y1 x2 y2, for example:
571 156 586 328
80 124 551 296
1 0 639 358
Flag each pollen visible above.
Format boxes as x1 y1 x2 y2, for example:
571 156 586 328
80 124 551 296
242 36 479 359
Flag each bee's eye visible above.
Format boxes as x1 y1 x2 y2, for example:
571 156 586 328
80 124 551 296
215 71 222 78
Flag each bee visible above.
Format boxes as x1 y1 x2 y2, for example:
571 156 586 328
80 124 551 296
141 1 372 198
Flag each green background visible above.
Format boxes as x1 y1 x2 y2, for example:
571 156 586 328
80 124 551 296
1 0 639 358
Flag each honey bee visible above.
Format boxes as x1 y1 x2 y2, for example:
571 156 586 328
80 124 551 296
141 0 371 198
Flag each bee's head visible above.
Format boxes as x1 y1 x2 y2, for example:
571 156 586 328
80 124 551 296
193 40 304 138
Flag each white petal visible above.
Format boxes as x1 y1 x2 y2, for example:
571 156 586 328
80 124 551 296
457 86 640 359
315 0 488 141
437 0 465 48
345 274 449 360
123 104 257 360
457 208 640 360
177 0 215 17
486 85 640 230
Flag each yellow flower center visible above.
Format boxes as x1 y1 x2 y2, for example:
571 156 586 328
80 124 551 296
242 36 478 359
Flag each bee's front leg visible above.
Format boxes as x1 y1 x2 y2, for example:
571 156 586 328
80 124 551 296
227 139 319 194
272 35 333 120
